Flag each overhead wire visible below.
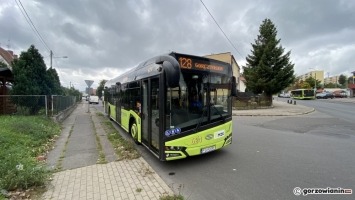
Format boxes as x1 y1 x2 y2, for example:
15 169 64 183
15 0 51 53
199 0 243 58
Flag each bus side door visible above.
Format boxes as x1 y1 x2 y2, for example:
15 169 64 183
142 78 161 156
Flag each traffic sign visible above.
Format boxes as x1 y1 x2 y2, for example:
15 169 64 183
85 80 94 88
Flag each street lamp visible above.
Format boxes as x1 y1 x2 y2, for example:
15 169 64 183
50 50 68 68
309 68 317 91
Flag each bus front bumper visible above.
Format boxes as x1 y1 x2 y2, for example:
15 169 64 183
165 133 232 161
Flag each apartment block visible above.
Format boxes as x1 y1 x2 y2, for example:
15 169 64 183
324 76 339 84
297 70 324 84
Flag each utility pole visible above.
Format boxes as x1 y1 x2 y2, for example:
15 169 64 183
50 50 53 68
309 68 317 91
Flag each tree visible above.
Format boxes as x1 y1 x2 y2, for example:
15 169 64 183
338 74 347 87
301 82 311 89
47 67 62 95
287 77 301 90
62 86 82 102
243 18 295 97
324 82 337 88
96 79 107 99
11 45 53 114
304 77 321 89
12 45 50 95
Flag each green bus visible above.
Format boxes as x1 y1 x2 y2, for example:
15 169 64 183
290 89 315 100
104 52 237 161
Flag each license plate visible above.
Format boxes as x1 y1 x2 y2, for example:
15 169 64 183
201 146 216 154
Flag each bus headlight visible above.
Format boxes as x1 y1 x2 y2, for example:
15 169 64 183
165 146 185 151
224 133 232 145
166 153 182 158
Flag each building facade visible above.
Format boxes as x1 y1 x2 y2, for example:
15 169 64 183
0 47 17 92
297 70 324 84
324 76 339 84
349 71 355 97
0 47 17 114
204 52 242 91
0 47 18 70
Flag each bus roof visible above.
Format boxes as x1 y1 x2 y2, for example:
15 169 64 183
105 52 231 88
106 53 180 88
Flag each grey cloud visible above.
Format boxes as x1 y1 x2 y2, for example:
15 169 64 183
2 0 355 91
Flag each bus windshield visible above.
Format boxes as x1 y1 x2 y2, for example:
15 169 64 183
166 71 231 132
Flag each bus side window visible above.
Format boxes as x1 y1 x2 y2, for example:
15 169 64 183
136 101 141 113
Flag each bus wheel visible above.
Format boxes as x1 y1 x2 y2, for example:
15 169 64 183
130 122 139 144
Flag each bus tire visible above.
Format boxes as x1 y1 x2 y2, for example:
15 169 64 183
130 121 139 144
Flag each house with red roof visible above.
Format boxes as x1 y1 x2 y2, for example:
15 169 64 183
0 47 17 114
0 47 17 91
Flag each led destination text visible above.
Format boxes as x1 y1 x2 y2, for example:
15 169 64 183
178 57 225 72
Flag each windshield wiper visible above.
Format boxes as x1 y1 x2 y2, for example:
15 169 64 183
194 103 227 132
210 103 226 122
194 104 208 133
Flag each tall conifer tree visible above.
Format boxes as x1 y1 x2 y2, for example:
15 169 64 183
243 19 295 96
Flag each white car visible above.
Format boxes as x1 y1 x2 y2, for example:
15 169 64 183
89 96 99 104
283 93 291 98
278 93 290 98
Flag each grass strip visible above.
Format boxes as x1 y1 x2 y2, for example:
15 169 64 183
0 115 60 191
96 113 140 160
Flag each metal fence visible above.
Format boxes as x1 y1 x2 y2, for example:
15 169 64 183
51 95 77 115
0 95 77 116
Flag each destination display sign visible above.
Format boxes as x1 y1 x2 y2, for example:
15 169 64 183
176 55 229 74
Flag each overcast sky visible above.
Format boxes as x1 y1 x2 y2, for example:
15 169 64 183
1 0 355 91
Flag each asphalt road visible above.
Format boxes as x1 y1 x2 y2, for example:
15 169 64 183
277 97 355 123
139 99 355 200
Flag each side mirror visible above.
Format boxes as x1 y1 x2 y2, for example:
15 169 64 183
231 76 238 97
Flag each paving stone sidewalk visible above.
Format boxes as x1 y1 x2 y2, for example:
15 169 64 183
42 102 173 200
42 158 173 200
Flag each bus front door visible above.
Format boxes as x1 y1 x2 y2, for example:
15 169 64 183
142 78 160 156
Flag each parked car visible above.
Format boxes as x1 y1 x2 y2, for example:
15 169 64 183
333 91 347 98
89 95 99 104
316 92 334 99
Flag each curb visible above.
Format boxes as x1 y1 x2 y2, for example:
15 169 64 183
51 103 78 123
232 108 315 116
